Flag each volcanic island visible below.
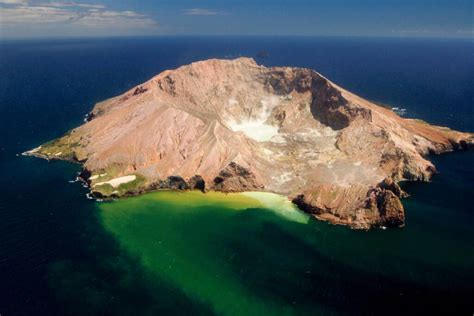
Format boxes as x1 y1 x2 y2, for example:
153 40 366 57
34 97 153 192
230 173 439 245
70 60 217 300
25 58 473 229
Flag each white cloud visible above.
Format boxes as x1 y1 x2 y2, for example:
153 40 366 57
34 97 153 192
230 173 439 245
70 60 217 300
73 10 156 28
45 2 106 9
0 0 28 4
1 5 77 23
0 0 157 30
183 8 223 16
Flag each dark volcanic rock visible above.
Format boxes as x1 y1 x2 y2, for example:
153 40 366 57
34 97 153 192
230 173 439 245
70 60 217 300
213 162 263 192
188 175 206 192
377 190 405 227
167 176 188 190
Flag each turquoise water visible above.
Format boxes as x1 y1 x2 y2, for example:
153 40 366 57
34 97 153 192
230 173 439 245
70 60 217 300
1 37 473 315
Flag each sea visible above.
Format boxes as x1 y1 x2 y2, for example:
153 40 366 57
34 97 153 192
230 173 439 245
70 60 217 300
0 36 473 315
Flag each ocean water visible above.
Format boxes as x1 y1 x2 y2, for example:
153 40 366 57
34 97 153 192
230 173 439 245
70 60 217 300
0 37 473 315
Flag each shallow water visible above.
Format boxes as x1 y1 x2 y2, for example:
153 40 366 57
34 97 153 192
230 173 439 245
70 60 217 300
1 37 473 315
96 185 474 315
99 191 311 315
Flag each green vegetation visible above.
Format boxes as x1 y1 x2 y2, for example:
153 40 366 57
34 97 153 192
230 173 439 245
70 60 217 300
117 174 146 193
93 183 115 196
38 130 85 160
92 173 147 197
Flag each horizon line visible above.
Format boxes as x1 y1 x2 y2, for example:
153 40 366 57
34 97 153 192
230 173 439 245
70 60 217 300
1 34 473 42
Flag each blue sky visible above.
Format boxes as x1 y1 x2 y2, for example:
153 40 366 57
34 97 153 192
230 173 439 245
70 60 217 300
0 0 472 38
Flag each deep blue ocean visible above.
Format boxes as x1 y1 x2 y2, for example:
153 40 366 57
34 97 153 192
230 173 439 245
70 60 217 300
0 37 473 315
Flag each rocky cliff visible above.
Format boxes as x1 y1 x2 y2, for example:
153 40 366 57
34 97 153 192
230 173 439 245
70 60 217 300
25 58 473 229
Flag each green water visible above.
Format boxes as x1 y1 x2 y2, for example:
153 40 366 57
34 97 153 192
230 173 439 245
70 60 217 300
2 37 473 315
97 190 473 315
99 192 313 315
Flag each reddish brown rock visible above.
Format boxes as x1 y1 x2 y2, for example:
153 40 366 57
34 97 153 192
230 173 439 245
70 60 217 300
25 58 473 229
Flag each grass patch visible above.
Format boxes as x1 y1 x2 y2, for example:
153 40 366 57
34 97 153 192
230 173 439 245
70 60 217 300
92 174 147 197
38 130 86 160
117 174 146 194
93 183 115 196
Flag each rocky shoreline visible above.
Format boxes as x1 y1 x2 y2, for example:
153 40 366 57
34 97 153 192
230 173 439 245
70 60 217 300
24 146 471 230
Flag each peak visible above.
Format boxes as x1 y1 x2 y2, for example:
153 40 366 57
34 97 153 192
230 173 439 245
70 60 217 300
233 57 258 64
188 57 257 67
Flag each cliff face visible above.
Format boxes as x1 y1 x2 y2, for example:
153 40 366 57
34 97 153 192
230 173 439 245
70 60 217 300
25 58 473 229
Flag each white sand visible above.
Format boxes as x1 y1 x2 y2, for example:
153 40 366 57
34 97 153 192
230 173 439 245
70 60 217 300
89 173 108 181
94 175 136 188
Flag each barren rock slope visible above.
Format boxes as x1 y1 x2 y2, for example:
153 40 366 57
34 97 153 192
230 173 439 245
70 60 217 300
26 58 473 229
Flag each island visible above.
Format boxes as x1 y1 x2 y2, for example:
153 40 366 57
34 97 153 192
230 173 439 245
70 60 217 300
25 58 473 229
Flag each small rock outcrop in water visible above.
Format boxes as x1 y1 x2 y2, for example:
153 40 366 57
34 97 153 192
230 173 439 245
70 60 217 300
24 58 473 229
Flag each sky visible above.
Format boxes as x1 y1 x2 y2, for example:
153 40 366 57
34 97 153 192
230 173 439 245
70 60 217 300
0 0 472 38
